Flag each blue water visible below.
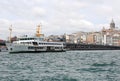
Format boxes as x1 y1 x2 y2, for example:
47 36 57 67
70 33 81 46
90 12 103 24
0 50 120 81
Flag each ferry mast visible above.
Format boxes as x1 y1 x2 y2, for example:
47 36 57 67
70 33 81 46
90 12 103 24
9 25 12 43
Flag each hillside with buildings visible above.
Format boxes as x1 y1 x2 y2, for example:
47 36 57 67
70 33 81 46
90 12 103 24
64 19 120 46
47 19 120 46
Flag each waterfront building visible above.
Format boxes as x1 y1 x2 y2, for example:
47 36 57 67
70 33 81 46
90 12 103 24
86 32 94 44
101 19 120 46
64 32 88 44
46 35 65 42
78 32 87 44
86 32 102 44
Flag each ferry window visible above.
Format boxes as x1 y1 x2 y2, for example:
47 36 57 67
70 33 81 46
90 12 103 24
10 48 12 50
39 38 42 40
28 46 34 49
21 38 24 40
33 42 38 45
55 47 59 49
28 47 30 49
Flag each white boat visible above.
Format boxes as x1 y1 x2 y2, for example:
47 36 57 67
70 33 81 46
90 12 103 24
6 25 66 53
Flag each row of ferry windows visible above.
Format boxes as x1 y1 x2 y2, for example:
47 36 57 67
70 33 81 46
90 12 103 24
20 42 62 45
28 47 44 49
28 47 62 49
39 43 62 45
19 38 44 40
20 42 31 44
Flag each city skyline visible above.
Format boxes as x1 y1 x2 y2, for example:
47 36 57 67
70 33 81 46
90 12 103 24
0 0 120 40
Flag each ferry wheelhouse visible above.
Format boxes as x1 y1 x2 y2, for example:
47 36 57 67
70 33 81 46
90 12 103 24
6 25 66 53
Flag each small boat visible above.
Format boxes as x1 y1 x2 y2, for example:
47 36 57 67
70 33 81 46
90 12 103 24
6 25 66 53
0 46 8 52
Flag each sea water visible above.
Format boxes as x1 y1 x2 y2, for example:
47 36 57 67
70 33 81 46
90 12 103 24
0 50 120 81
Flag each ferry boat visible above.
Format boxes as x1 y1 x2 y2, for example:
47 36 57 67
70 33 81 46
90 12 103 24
6 25 66 53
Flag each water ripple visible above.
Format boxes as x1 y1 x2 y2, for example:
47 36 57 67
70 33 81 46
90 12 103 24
0 51 120 81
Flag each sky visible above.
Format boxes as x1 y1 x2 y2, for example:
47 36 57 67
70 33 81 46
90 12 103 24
0 0 120 40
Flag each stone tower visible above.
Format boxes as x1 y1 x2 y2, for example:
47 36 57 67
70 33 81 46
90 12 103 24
110 19 115 29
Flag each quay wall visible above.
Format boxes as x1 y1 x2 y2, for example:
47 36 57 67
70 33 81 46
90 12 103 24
66 43 120 50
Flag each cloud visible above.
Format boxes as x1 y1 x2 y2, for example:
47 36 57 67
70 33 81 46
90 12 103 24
0 0 120 40
68 19 94 32
94 5 113 17
32 7 46 17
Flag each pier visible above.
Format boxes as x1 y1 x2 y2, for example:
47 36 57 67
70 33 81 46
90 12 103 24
66 43 120 50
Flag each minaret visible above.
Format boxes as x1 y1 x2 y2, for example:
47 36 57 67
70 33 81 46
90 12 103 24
110 19 115 29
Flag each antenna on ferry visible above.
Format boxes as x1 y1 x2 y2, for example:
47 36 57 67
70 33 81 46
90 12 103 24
9 25 12 43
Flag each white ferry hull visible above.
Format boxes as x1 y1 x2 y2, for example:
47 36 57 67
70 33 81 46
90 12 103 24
6 43 66 53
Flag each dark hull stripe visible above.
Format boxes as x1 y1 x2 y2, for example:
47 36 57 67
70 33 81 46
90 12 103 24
9 50 66 53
